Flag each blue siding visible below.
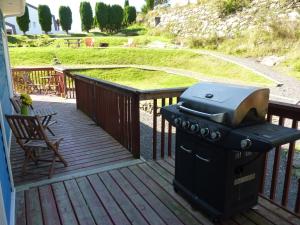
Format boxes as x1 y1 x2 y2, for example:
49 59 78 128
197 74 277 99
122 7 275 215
0 9 12 225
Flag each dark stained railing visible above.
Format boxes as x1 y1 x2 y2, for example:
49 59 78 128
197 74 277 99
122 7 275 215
73 74 140 159
11 66 300 215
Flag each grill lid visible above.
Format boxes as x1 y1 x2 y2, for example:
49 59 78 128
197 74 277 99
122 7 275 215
179 82 270 127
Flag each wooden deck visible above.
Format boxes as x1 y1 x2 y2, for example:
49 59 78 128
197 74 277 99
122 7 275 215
10 95 135 187
15 158 300 225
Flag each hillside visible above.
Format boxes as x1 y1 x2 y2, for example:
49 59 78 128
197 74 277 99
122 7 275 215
144 0 300 79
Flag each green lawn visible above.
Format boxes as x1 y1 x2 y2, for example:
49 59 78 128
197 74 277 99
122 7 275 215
9 47 273 86
74 68 198 89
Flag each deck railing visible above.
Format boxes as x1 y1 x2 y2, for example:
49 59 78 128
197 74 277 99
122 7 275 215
73 74 140 159
11 66 300 215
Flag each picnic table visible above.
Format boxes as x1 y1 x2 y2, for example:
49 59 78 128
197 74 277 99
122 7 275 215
64 38 81 48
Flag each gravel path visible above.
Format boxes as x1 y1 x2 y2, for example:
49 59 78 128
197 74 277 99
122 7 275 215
195 50 300 104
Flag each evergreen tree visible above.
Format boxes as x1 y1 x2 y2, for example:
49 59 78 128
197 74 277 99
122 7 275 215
16 5 30 35
109 5 123 33
124 6 137 26
38 5 52 34
124 0 129 8
80 1 93 32
95 2 109 31
59 6 72 34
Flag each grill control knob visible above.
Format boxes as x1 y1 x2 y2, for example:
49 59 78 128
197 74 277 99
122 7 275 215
182 121 190 129
241 139 252 150
200 128 210 137
190 124 199 133
174 118 182 126
210 131 221 140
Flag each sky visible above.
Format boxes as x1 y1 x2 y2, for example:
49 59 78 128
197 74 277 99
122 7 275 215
26 0 146 32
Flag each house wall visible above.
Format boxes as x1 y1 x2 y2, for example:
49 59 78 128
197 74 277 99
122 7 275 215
5 3 59 34
0 9 13 225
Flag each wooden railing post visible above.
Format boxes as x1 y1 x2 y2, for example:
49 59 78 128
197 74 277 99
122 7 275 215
131 93 140 158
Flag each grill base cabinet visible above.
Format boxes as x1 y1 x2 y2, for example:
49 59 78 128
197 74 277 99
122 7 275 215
174 130 264 220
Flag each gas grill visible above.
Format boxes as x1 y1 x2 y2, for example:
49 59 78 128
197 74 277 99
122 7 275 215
161 82 300 221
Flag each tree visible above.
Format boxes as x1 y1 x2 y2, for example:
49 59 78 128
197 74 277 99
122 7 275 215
59 6 72 34
124 0 129 8
142 0 154 13
80 1 93 32
146 0 154 10
108 5 123 33
38 5 52 34
95 2 109 31
124 6 137 25
16 5 30 35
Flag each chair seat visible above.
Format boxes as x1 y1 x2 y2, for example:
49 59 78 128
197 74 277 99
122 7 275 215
24 138 63 148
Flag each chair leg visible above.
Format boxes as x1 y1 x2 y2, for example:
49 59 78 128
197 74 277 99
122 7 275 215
47 127 55 136
48 155 57 178
56 153 68 167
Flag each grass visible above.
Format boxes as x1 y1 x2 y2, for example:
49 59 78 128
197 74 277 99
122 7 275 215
74 68 198 89
9 47 273 86
7 25 171 48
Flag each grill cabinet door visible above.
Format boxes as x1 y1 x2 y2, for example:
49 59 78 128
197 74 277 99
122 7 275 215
175 130 195 193
194 140 227 212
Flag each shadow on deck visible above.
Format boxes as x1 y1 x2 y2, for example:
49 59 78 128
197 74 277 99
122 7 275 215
10 95 138 187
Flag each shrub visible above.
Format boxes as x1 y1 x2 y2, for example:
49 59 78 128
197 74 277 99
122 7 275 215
95 2 109 31
59 6 72 34
16 5 30 35
218 0 250 16
80 1 94 32
38 5 52 34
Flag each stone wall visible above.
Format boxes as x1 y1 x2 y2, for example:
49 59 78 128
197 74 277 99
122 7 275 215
145 0 300 39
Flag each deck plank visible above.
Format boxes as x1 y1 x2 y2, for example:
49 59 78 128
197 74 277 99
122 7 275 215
64 179 96 225
109 169 167 225
130 164 209 225
51 182 79 225
87 174 132 225
15 191 26 225
76 177 114 225
39 185 61 225
98 171 150 225
25 188 43 225
120 167 186 225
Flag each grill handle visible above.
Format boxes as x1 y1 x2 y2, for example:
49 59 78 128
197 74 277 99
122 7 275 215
178 102 225 123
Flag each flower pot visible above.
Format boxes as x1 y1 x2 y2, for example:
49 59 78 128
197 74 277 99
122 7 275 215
21 105 29 116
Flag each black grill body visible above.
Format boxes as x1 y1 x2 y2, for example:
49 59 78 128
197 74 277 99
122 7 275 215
161 101 300 221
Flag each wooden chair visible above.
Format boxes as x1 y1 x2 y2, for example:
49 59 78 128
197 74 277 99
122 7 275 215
10 95 57 136
6 115 67 178
84 37 95 47
23 73 41 94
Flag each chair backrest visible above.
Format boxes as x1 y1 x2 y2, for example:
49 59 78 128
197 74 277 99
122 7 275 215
6 115 48 143
10 96 22 113
10 95 34 114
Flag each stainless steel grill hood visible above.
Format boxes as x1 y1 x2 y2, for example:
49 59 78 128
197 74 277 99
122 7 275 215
178 82 270 127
